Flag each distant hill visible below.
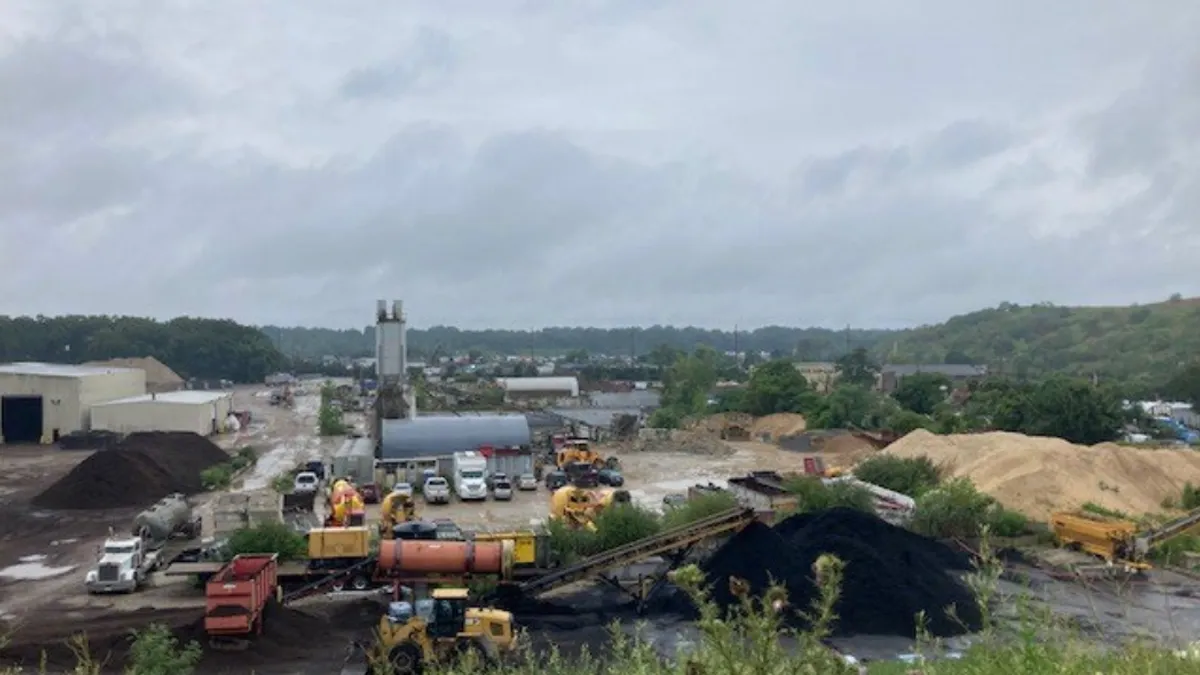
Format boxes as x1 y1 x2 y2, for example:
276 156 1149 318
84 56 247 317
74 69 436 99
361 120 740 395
880 297 1200 386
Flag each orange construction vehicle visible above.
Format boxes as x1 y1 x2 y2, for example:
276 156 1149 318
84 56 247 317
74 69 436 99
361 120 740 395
555 438 619 472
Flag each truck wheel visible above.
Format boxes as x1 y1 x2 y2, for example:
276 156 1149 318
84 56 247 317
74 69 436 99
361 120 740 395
350 575 370 591
331 580 346 592
388 643 422 675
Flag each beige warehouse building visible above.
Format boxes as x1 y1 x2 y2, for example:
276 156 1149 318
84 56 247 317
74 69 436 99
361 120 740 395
91 390 234 436
0 362 147 444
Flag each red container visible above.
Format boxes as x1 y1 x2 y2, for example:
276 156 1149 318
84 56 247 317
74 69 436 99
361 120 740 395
205 554 279 636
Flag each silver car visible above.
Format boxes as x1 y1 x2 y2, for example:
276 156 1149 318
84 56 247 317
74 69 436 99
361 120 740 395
517 473 538 491
492 479 513 501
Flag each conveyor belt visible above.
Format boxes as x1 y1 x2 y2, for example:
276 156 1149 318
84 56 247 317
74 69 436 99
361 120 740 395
519 507 756 596
281 557 377 604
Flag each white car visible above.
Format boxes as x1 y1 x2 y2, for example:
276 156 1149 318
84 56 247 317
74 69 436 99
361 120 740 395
423 477 450 505
293 471 319 493
517 474 538 491
492 479 513 501
392 482 414 499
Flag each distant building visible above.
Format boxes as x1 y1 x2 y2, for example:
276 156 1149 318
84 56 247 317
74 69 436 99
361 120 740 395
496 376 580 403
793 362 839 393
879 364 988 394
0 362 146 443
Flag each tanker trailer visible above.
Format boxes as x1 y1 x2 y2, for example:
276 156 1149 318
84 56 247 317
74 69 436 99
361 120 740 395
132 493 201 550
376 539 515 581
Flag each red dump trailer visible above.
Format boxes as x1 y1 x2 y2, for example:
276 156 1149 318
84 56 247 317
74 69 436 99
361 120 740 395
204 554 278 646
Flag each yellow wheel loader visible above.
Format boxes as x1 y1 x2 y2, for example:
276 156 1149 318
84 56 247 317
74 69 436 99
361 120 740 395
344 588 516 675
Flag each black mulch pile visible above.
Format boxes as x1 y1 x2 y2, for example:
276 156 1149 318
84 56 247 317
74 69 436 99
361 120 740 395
664 507 982 638
31 432 229 510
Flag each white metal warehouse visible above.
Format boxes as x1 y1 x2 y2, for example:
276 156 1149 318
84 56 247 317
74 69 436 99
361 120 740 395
495 376 580 401
0 362 147 444
91 390 234 436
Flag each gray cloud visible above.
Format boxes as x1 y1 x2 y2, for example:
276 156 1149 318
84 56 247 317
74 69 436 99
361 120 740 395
0 0 1198 330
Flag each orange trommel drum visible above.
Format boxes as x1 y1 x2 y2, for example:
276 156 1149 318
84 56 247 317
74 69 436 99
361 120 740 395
377 539 513 580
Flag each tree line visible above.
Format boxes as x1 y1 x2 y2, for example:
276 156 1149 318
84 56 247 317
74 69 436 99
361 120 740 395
263 324 895 361
651 346 1161 446
0 315 286 383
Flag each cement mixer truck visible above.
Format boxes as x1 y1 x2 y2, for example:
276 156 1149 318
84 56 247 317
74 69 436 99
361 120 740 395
86 494 201 594
326 479 366 527
549 481 632 531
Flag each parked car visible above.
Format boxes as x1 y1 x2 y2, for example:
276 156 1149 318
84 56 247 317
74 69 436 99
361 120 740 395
492 479 513 501
360 483 379 504
423 477 450 505
597 469 624 487
292 471 319 494
544 470 569 491
517 474 538 491
486 472 509 491
392 482 414 499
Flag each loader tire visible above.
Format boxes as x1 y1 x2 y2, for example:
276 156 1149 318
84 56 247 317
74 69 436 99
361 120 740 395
387 643 423 675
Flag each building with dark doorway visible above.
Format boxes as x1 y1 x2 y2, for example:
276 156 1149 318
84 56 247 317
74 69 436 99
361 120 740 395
0 363 146 444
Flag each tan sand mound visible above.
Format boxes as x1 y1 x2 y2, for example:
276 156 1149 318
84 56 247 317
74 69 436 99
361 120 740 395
885 429 1200 520
751 413 807 439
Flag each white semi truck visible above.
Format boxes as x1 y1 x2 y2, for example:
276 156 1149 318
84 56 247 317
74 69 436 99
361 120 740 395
85 493 201 594
451 451 488 501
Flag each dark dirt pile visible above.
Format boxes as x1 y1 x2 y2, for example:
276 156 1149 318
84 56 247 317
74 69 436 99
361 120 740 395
31 432 229 510
669 507 981 638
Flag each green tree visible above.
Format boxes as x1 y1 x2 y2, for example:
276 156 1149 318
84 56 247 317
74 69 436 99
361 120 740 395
1162 362 1200 408
834 347 880 387
967 377 1123 445
892 372 952 415
807 384 891 429
742 359 817 416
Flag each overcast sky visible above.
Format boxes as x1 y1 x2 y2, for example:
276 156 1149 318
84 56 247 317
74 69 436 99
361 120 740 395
1 1 1197 330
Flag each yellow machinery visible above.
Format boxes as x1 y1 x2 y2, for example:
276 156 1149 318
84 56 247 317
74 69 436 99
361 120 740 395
378 490 417 539
549 484 631 531
361 587 516 675
327 479 366 527
555 438 619 471
1051 505 1200 569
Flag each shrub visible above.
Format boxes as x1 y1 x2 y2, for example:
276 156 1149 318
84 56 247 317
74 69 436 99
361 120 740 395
124 623 202 675
1181 482 1200 510
200 464 233 490
271 473 294 494
781 476 874 514
224 521 307 560
662 490 740 529
910 477 1028 539
229 446 258 472
853 454 941 498
546 503 662 562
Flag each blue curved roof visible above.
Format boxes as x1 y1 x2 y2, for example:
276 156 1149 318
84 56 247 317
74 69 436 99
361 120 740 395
380 415 531 459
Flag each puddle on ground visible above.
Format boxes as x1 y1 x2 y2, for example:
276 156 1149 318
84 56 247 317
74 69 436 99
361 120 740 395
0 554 75 580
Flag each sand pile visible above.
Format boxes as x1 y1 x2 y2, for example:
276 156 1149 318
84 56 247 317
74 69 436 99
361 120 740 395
633 430 732 455
751 413 808 439
690 412 754 438
886 429 1200 519
32 432 229 510
669 507 978 637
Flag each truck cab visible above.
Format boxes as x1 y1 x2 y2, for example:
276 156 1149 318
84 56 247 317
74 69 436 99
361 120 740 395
85 536 158 594
452 452 488 502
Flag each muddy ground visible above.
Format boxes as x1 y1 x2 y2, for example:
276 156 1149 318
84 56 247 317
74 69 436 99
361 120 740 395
2 386 1199 672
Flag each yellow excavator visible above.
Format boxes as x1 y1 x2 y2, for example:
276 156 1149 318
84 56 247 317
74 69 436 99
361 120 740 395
347 588 516 675
378 489 417 539
1051 504 1200 570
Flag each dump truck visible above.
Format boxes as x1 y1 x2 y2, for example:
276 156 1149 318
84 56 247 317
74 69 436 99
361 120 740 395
205 554 279 649
346 587 516 675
